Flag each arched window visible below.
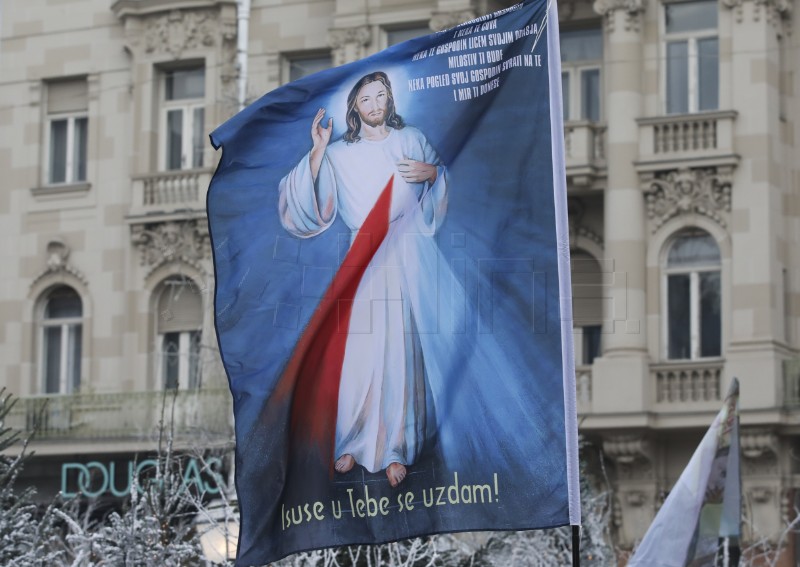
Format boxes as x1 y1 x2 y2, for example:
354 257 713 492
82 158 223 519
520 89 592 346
571 250 603 365
156 277 202 389
664 229 721 360
40 286 82 394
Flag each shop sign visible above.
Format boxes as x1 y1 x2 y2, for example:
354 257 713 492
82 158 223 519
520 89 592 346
61 457 224 499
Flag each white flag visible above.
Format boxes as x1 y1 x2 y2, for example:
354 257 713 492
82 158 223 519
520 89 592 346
628 378 740 567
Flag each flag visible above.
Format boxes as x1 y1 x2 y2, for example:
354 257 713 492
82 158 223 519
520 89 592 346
628 378 741 567
207 0 579 564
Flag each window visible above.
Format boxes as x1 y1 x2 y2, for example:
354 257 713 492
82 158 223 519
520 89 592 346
386 25 431 47
156 278 202 389
664 230 721 360
286 55 332 83
560 28 603 122
571 250 604 365
40 286 82 394
664 0 718 114
46 79 88 184
161 66 205 171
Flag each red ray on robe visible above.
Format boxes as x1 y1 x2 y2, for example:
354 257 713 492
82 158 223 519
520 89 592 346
272 176 394 471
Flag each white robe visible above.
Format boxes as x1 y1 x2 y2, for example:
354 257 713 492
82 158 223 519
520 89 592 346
278 126 447 473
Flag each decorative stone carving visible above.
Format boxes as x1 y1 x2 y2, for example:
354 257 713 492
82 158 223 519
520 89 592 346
593 0 645 33
643 167 732 232
31 238 89 289
603 434 653 480
144 10 217 58
329 26 371 67
568 197 604 249
558 0 577 21
741 431 779 476
721 0 792 31
429 10 477 32
741 431 778 459
130 220 210 275
749 486 775 503
625 490 646 507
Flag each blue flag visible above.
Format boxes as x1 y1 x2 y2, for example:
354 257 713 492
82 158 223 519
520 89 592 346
208 1 579 564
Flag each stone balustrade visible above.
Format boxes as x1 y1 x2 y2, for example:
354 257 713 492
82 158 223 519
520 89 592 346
130 168 213 216
636 111 737 171
652 361 723 410
564 121 606 186
6 388 232 441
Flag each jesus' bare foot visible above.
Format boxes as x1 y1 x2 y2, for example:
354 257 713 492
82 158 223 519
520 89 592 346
386 462 407 487
334 454 355 474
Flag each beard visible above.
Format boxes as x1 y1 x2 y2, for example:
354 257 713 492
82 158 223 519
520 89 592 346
359 109 386 128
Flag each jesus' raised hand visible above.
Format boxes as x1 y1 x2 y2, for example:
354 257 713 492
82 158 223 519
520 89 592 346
310 108 333 182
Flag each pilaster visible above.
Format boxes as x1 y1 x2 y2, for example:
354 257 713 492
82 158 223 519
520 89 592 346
591 0 649 409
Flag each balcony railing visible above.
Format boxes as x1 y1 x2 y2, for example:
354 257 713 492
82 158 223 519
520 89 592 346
652 361 723 410
637 111 737 171
130 168 213 216
564 121 606 185
5 388 232 442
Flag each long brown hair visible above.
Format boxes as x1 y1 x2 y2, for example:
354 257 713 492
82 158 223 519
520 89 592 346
343 71 405 143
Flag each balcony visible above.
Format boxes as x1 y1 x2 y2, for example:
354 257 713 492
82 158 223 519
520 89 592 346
784 358 800 408
636 110 738 172
128 168 213 220
652 361 723 412
575 364 593 414
5 388 232 443
564 121 606 187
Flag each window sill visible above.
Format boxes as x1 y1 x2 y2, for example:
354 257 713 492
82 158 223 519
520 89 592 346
31 182 91 199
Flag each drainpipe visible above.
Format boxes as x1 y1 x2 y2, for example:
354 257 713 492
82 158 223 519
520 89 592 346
236 0 251 111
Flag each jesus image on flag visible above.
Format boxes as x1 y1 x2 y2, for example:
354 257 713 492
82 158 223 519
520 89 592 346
278 71 447 487
207 1 580 563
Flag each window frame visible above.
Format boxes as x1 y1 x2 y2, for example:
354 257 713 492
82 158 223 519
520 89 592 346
661 232 722 361
159 329 202 390
153 277 204 390
45 111 88 186
383 23 432 49
661 0 719 114
559 27 604 123
158 65 206 172
561 65 603 122
281 52 333 85
38 288 83 395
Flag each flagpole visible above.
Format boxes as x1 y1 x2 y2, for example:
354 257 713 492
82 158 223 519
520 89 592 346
723 537 730 567
572 525 581 566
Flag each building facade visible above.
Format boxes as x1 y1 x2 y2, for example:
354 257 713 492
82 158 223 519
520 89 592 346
0 0 799 561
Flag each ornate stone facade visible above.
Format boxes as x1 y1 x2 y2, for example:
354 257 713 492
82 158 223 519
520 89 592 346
593 0 645 32
130 221 211 276
643 168 733 232
31 238 89 289
329 26 372 66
